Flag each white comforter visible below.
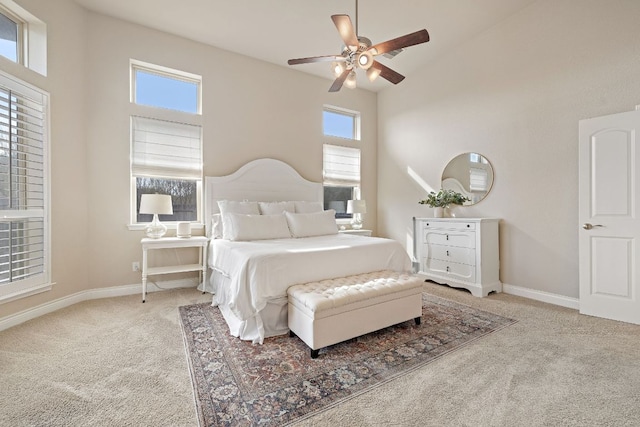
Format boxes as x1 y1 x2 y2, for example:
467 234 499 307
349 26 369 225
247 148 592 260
209 233 412 323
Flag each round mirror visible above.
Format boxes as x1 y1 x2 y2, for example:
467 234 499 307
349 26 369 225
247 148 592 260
441 153 494 206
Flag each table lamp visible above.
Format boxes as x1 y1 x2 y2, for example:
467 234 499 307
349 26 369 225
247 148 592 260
139 194 173 238
347 199 367 230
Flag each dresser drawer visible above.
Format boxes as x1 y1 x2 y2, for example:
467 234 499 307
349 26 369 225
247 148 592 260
422 221 476 231
424 258 476 283
425 230 476 249
428 244 476 265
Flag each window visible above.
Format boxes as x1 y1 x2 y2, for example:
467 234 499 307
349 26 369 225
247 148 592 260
131 60 201 114
0 71 50 303
323 144 361 219
0 9 19 63
0 4 47 76
131 116 202 224
322 106 361 219
130 61 203 226
323 106 360 140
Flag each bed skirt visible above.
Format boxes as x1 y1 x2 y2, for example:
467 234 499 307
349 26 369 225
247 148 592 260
205 268 290 344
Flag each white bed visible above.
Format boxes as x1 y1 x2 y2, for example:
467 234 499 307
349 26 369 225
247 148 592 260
201 158 412 344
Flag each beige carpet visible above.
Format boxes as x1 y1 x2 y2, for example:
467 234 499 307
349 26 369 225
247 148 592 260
1 283 639 426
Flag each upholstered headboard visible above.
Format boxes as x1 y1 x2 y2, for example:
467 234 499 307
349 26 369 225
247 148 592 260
204 158 323 235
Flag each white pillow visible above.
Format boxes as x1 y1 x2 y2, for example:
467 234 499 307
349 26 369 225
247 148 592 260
294 201 324 213
285 210 338 238
217 200 260 215
258 201 295 215
226 213 292 241
217 200 260 239
210 214 223 239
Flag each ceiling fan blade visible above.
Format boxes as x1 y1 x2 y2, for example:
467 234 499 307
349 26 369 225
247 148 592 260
370 29 430 56
329 68 351 92
288 55 345 65
371 61 405 84
331 14 359 51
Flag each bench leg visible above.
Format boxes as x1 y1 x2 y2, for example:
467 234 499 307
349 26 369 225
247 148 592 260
415 317 421 325
310 349 319 359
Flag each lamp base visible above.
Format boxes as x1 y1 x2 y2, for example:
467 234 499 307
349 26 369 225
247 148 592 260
145 214 167 238
351 214 363 230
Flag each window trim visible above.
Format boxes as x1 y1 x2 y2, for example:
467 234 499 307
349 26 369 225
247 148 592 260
128 60 204 229
130 59 202 115
322 143 361 223
0 5 23 64
129 116 203 227
0 1 47 76
0 69 51 304
323 105 361 141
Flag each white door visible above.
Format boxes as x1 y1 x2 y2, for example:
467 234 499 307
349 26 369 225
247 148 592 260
579 109 640 324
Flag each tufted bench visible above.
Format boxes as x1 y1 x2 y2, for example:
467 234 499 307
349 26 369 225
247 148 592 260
287 270 423 358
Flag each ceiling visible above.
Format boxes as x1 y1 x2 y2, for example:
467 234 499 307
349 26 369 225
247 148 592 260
73 0 537 92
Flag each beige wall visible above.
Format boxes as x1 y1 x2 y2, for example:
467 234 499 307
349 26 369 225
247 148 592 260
1 1 377 318
377 0 640 299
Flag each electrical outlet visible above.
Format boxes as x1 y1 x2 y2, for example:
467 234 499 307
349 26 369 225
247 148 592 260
132 262 140 272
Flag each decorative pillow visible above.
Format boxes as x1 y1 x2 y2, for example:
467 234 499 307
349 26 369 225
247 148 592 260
285 210 338 238
294 201 324 213
217 200 260 239
258 201 295 215
226 213 292 241
210 214 223 239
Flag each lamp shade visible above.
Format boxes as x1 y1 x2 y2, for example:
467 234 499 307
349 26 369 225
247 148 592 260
139 194 173 215
347 200 367 214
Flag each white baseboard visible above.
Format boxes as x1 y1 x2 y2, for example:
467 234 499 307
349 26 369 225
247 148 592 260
502 282 579 310
0 278 200 332
0 279 580 332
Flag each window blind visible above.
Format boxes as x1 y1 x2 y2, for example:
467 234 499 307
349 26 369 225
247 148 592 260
0 79 47 292
131 116 202 180
323 144 361 186
469 167 488 191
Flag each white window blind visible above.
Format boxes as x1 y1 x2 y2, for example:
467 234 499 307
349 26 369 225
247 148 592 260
0 74 49 300
131 116 202 180
323 144 361 186
469 167 488 191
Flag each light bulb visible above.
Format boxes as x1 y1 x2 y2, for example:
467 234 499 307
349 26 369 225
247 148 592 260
331 61 346 77
357 51 374 70
345 70 357 89
367 67 381 82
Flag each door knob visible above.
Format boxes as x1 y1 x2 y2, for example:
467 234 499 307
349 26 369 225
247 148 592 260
583 223 603 230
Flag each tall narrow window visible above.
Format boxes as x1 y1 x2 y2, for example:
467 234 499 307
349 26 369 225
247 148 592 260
131 117 202 223
323 144 361 218
0 72 50 303
130 61 202 226
322 106 361 219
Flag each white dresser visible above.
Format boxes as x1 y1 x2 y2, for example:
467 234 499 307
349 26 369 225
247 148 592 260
413 217 501 297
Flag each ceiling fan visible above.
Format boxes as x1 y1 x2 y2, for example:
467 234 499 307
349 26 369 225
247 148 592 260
287 0 430 92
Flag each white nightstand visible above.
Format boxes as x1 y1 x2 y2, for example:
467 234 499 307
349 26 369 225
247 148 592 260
339 229 372 237
141 236 208 302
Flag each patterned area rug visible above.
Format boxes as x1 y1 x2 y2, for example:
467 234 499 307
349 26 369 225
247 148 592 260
179 293 515 426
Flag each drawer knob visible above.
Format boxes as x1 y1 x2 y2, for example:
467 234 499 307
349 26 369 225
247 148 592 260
446 234 449 240
446 250 450 256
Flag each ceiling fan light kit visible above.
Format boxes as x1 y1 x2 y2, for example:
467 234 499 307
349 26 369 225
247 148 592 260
345 70 357 89
287 0 430 92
